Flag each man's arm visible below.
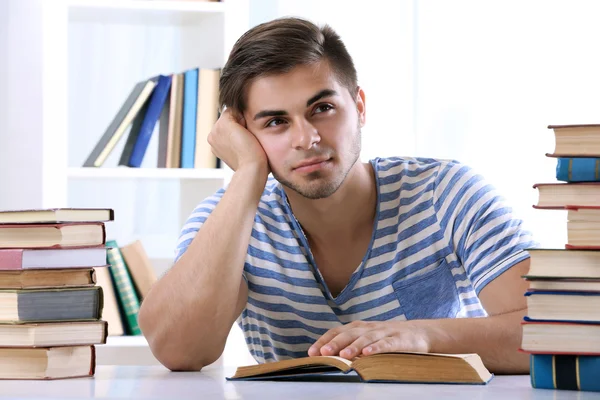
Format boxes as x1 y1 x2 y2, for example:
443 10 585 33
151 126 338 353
308 259 530 374
138 164 268 371
139 108 270 371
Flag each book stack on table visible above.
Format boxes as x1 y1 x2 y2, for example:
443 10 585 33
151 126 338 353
521 124 600 392
0 208 113 380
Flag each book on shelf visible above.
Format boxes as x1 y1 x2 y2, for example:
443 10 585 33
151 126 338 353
521 321 600 354
128 74 173 168
0 247 108 269
181 68 199 168
227 352 493 385
159 72 184 168
0 321 107 348
83 79 157 168
547 124 600 157
0 346 96 380
524 291 600 323
0 268 96 290
84 67 221 170
194 68 219 169
94 266 125 336
0 223 106 249
530 354 600 392
0 287 103 323
106 240 142 335
533 183 600 209
119 239 157 300
0 208 114 224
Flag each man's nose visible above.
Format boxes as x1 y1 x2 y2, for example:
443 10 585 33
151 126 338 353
291 119 320 150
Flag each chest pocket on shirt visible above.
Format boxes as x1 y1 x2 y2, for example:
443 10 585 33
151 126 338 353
392 260 461 320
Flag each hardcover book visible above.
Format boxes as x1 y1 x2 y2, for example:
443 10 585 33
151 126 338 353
228 352 493 385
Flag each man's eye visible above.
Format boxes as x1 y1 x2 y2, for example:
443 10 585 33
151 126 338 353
266 118 286 128
314 104 333 114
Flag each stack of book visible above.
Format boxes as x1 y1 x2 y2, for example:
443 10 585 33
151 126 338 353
83 68 221 170
521 124 600 392
0 208 113 380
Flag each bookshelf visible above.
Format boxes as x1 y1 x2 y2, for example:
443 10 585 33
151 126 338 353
2 0 251 364
67 167 229 180
32 0 249 262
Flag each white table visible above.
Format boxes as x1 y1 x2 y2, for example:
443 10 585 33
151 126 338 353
0 365 598 400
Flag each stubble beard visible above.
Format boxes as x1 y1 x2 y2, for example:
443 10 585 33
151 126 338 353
273 126 362 200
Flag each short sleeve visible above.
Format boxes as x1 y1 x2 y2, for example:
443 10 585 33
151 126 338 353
173 188 225 263
433 162 537 294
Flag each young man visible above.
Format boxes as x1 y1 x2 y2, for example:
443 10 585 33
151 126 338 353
138 17 536 374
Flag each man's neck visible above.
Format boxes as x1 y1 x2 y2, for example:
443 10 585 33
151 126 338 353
284 161 377 244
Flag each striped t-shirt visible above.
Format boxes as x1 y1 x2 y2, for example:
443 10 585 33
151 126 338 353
175 157 536 363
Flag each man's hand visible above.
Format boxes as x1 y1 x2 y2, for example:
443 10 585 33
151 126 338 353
308 320 430 360
208 108 269 172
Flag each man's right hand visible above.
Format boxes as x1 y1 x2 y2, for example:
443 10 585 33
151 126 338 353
208 108 269 172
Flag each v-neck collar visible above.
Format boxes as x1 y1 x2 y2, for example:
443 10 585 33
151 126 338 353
277 159 382 304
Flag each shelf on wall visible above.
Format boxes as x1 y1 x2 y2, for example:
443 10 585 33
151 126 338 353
67 0 226 25
67 167 227 180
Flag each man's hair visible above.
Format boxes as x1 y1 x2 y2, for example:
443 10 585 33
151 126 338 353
219 17 358 115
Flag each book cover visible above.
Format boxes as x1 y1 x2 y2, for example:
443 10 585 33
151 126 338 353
0 287 103 323
106 240 141 335
0 208 114 224
530 354 600 391
181 68 199 168
194 69 220 169
127 75 173 168
556 157 600 182
227 352 493 385
83 79 157 168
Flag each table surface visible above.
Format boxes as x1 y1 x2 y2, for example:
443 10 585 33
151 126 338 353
1 365 599 400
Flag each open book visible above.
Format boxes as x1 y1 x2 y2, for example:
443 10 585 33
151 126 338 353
228 352 493 385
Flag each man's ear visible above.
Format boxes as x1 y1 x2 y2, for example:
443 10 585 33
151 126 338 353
356 87 366 127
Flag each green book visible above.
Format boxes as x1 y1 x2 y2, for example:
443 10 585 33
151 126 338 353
106 240 141 335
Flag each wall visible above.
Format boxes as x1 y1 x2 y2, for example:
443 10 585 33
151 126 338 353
0 0 44 210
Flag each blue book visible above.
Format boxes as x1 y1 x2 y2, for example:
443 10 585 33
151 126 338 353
530 354 600 391
128 74 172 168
556 157 600 182
181 68 199 168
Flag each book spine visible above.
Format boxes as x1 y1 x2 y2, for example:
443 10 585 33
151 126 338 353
556 157 600 182
106 241 141 335
530 354 600 391
128 75 173 168
181 68 199 168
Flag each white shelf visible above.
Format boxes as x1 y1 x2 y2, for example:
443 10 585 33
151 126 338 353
68 0 226 25
67 167 228 180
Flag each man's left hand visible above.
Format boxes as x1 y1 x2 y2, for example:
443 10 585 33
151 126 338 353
307 320 431 359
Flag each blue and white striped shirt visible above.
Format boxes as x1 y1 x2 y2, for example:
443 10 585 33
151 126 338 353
175 157 535 363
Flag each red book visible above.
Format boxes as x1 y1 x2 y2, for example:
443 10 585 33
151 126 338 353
0 247 108 270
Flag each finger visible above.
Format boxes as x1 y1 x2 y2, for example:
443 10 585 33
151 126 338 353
308 326 347 357
339 330 389 360
362 336 399 356
318 328 367 357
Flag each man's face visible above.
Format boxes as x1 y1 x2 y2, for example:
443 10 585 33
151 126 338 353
244 61 366 199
